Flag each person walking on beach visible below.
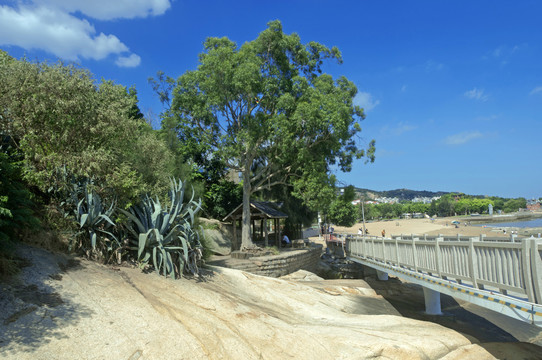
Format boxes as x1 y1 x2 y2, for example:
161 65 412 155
381 229 386 238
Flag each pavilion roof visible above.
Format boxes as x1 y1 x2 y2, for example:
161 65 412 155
223 201 288 222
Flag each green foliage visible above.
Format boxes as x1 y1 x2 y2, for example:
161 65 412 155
355 193 527 221
328 189 357 227
165 20 375 246
359 203 381 220
203 180 243 220
71 186 119 262
120 179 203 278
0 148 40 275
0 50 178 205
328 200 357 227
503 198 526 213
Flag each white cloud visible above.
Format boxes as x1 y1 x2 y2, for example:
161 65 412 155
492 44 520 58
116 54 141 68
381 122 416 136
354 91 380 112
474 114 498 122
484 44 525 66
444 131 483 145
530 86 542 95
393 122 416 135
464 88 489 102
33 0 171 20
0 1 171 66
0 5 129 60
425 60 444 72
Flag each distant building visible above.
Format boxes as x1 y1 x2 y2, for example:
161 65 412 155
375 197 399 204
527 199 541 211
412 196 441 204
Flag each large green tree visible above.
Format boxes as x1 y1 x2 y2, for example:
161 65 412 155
167 21 374 247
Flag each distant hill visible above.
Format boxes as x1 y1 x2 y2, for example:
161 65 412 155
351 188 449 201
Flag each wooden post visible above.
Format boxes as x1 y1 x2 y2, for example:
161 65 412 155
260 219 264 243
232 217 238 250
251 220 255 243
264 218 269 247
276 219 280 248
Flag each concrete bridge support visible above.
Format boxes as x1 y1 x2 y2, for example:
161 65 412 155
423 288 443 315
376 270 388 281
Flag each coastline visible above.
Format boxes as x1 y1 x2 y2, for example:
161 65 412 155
462 211 542 224
331 212 542 239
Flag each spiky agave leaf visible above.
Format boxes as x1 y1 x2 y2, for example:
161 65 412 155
122 177 203 278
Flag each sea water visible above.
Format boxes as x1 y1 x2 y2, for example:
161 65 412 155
477 217 542 228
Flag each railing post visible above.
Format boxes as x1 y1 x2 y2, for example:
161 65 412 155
530 238 542 304
468 238 480 289
412 238 418 272
435 236 442 277
522 238 536 303
395 238 400 266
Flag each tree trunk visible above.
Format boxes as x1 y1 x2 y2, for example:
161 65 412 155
241 169 253 248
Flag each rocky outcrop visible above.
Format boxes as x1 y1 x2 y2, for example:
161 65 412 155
199 218 233 255
1 245 541 359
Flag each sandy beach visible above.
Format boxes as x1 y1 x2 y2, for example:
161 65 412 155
332 216 540 239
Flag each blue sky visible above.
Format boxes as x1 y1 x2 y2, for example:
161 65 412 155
1 0 541 199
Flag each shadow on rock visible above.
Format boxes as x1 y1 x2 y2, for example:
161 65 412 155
0 245 93 354
364 275 519 343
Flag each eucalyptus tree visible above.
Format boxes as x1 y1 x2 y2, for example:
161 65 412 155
167 21 375 248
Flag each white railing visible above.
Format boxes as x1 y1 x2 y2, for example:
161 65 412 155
346 236 542 304
390 233 518 242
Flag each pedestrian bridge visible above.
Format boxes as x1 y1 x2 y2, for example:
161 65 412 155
339 234 542 327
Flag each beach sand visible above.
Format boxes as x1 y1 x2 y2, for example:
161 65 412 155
333 217 513 239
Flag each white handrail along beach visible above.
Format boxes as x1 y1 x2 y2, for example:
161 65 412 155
343 234 542 326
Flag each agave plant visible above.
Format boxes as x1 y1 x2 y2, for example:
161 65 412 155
72 186 119 260
120 178 203 278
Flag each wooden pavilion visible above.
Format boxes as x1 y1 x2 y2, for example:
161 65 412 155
223 201 288 249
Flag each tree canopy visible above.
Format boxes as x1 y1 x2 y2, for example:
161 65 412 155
0 50 176 201
166 20 375 247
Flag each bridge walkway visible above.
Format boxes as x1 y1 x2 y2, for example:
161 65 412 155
336 234 542 327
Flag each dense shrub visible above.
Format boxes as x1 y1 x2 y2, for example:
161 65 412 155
0 150 40 275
